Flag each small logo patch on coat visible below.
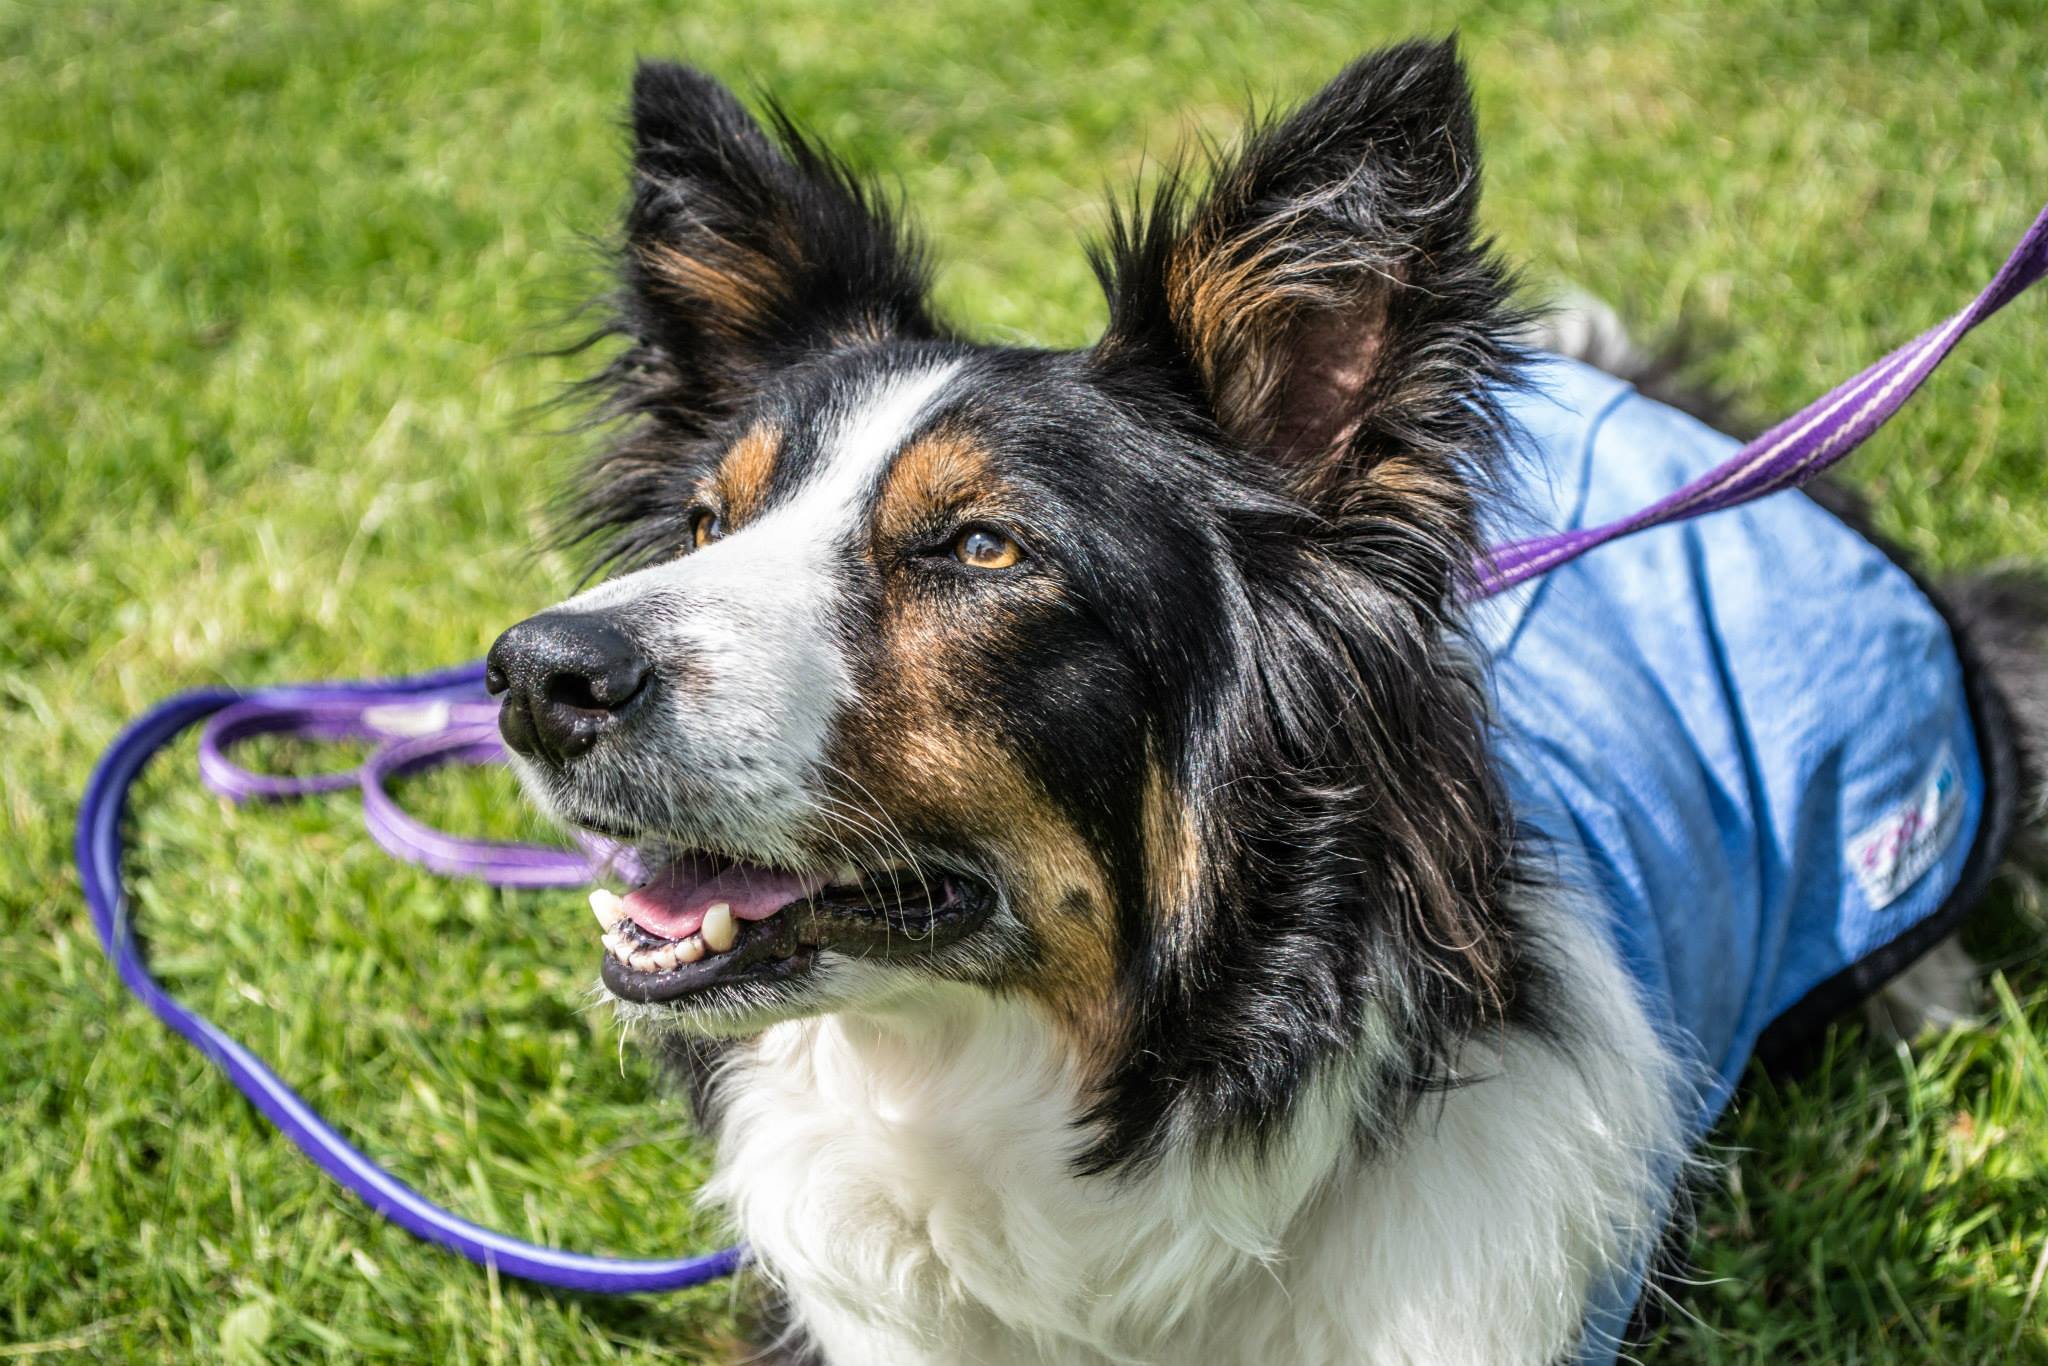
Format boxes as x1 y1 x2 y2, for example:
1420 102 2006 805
1846 745 1964 912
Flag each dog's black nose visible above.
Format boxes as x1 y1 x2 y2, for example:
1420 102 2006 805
485 613 651 764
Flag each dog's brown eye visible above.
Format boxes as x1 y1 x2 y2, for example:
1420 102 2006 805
952 525 1022 570
690 508 724 550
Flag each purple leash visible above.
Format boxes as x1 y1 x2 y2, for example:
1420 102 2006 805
76 198 2045 1297
1472 198 2048 597
77 663 744 1293
198 693 640 886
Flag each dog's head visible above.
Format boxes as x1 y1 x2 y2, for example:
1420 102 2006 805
492 39 1534 1166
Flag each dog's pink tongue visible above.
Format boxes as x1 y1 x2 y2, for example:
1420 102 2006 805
620 858 825 942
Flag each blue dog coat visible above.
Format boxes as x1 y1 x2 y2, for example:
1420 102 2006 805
1475 357 2013 1361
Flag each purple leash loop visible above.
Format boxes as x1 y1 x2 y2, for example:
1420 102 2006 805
76 198 2044 1296
77 662 744 1293
199 693 641 886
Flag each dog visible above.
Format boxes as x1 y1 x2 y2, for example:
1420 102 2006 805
482 39 2046 1364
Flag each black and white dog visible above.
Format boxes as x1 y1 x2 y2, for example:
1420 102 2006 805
484 40 2044 1364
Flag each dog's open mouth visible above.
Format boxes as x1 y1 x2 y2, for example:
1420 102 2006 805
588 853 992 1004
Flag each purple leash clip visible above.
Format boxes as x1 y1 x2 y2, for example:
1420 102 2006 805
76 196 2046 1298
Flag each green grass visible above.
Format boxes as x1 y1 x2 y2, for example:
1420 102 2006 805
4 0 2047 1359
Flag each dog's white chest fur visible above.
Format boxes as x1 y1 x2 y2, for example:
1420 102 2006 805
702 906 1685 1366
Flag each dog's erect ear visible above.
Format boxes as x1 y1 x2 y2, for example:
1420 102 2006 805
1091 39 1521 506
618 62 942 425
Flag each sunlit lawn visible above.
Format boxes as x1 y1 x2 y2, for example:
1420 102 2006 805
5 0 2047 1359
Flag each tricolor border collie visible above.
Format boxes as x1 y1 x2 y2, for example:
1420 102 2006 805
483 39 2045 1364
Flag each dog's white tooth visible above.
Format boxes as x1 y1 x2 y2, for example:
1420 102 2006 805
650 942 682 971
832 863 859 886
677 934 707 964
701 903 737 953
589 888 627 930
629 944 668 973
601 929 631 960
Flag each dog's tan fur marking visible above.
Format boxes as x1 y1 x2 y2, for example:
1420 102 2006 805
643 240 780 340
714 422 783 523
835 728 1122 1068
874 427 1002 547
825 529 1123 1068
1141 760 1203 933
991 798 1122 1066
1154 154 1413 478
1162 217 1325 447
